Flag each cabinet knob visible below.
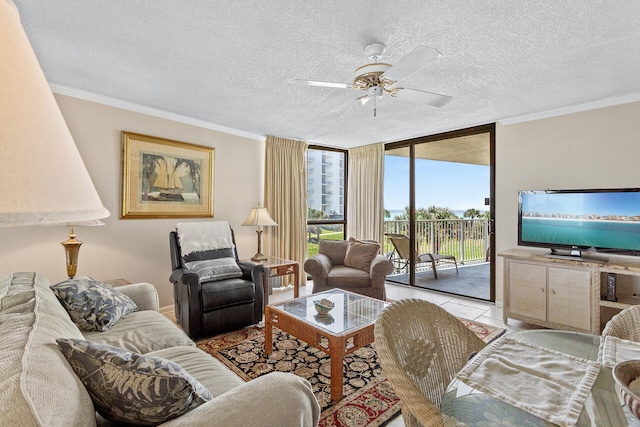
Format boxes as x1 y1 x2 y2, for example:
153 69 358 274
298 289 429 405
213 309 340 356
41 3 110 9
551 289 556 295
540 288 545 292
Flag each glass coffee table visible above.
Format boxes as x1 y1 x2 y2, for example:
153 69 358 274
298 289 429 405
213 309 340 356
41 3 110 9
264 289 389 401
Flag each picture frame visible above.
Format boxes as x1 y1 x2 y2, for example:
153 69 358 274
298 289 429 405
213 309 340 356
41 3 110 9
121 131 214 219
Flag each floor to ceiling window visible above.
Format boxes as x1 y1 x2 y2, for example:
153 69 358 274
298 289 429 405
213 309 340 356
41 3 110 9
306 146 347 258
383 124 495 301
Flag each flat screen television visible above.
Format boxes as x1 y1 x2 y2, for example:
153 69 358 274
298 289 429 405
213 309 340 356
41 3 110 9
518 188 640 257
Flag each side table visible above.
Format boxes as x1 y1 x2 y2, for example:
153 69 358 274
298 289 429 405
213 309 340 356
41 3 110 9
244 256 299 306
102 278 132 287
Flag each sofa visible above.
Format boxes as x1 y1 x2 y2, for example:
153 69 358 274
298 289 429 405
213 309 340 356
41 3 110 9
304 238 394 300
0 272 320 427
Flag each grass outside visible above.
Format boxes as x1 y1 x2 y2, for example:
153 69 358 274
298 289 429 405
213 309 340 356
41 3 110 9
306 228 344 257
307 230 486 263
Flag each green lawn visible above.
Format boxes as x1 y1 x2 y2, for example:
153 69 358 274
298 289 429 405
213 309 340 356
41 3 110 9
306 228 344 257
307 230 486 262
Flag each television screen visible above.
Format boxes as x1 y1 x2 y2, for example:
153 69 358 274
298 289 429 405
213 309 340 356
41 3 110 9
518 189 640 255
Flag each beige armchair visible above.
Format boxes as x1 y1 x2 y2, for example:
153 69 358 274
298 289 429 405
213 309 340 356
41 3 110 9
304 238 393 300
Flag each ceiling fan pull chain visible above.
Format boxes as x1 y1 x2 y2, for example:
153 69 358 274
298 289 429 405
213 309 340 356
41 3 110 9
374 91 377 117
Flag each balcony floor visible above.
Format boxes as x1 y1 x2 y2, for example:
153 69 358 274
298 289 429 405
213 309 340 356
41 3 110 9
386 262 490 300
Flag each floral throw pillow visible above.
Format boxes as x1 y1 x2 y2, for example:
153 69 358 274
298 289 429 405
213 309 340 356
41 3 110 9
56 338 212 426
52 278 138 332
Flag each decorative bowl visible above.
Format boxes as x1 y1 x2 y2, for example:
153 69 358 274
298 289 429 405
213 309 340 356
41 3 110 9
613 359 640 419
313 298 334 316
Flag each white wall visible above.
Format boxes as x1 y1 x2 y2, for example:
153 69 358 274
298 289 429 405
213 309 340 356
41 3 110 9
495 100 640 303
0 94 265 307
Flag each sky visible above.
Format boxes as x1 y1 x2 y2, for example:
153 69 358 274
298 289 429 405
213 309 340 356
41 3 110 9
384 156 490 212
521 191 640 216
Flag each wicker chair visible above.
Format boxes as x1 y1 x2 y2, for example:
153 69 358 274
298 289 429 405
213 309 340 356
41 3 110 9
602 304 640 341
374 299 486 426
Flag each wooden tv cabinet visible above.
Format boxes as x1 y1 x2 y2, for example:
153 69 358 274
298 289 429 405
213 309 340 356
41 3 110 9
500 248 640 334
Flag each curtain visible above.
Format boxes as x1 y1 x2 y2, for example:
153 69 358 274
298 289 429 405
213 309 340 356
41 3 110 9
347 143 385 243
264 135 308 286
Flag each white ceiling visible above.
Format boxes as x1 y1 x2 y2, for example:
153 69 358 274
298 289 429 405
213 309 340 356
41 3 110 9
13 0 640 148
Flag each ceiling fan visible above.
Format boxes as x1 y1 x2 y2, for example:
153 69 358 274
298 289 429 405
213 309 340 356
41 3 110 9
288 43 452 118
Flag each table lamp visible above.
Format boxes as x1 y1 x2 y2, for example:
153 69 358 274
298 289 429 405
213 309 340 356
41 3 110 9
0 2 109 226
241 204 277 261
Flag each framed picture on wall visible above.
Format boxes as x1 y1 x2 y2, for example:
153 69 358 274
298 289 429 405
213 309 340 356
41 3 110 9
121 131 214 219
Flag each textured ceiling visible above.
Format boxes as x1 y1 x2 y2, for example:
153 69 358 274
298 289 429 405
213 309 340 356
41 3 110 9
13 0 640 148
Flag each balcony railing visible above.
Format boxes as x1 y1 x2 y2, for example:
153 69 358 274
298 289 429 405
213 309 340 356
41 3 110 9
383 219 490 267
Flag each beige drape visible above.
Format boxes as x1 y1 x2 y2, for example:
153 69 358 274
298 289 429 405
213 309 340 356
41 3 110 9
347 143 385 243
264 135 308 286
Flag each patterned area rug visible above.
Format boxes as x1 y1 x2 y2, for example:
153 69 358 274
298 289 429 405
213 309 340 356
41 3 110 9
197 319 505 427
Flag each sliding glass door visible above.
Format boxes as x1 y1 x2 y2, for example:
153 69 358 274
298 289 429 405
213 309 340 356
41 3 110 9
384 124 495 301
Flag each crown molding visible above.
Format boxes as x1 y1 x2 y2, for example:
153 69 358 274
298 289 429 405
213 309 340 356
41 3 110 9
49 83 265 142
499 92 640 125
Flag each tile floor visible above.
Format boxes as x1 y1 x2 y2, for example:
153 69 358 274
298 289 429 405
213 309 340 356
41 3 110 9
268 281 538 427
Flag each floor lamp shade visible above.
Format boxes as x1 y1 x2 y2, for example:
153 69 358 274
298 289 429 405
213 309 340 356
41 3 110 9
0 0 109 226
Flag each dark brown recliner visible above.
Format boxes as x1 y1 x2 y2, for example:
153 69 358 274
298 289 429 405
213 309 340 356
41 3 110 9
169 221 265 340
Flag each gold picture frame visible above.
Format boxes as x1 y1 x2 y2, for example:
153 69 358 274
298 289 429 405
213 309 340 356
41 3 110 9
121 132 214 219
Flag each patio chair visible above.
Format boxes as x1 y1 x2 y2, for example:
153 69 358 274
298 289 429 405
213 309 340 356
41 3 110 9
386 233 458 279
375 299 485 426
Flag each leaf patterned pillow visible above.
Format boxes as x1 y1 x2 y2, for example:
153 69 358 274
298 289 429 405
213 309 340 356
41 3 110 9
56 338 212 426
52 278 138 332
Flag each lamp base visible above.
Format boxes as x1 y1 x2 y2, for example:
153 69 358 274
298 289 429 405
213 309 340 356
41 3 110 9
251 252 268 262
61 236 83 279
251 229 268 261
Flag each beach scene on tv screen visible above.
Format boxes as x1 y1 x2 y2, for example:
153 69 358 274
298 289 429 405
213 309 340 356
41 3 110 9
520 191 640 251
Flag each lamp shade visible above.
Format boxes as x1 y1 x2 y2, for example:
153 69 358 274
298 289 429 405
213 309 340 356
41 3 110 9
241 206 278 227
65 219 106 227
0 0 109 226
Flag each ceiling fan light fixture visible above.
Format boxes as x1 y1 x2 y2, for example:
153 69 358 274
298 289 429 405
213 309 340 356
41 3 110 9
352 63 392 90
289 42 451 118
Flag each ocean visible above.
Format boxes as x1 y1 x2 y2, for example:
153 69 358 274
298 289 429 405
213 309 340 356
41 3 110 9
521 217 640 251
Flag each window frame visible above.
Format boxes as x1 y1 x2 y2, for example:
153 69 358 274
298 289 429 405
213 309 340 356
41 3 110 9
306 145 348 240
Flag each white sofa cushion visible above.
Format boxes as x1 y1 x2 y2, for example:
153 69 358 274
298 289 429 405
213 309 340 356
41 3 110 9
83 310 194 354
0 272 95 427
147 346 244 399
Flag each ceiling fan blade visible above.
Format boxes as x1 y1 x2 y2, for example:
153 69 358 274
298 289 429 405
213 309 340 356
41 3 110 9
287 79 350 89
381 45 442 82
393 88 452 108
337 96 370 120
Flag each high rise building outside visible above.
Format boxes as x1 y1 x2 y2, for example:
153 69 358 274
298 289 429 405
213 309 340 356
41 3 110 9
307 149 344 219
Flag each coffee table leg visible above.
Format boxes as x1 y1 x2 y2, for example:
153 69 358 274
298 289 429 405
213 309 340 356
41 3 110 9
330 352 344 401
265 308 273 354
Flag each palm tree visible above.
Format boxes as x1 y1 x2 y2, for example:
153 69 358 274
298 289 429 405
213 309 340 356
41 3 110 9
307 208 329 241
175 158 201 200
141 153 162 200
394 205 459 220
463 208 481 219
